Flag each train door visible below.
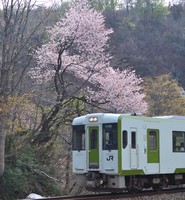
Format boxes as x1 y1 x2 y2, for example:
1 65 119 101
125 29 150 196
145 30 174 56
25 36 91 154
147 129 160 173
130 128 138 169
88 126 99 169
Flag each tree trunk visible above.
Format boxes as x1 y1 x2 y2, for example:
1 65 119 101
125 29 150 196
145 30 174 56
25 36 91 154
64 152 70 193
33 103 61 145
0 125 6 176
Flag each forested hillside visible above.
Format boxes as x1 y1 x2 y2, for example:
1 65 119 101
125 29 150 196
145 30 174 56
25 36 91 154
0 0 185 199
104 0 185 86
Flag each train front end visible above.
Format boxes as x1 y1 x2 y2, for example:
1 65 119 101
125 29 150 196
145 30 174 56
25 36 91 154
72 113 126 192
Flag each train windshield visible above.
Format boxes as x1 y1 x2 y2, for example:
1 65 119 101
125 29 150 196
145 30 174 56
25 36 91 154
103 123 118 150
72 125 85 151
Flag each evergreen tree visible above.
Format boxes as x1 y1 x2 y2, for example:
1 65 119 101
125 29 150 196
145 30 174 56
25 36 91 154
144 74 185 116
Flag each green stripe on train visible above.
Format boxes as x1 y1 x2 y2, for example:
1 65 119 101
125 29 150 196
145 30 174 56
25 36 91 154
119 169 145 176
175 168 185 173
118 116 122 174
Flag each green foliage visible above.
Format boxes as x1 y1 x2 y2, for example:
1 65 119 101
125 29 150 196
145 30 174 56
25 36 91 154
135 0 169 21
0 133 62 199
89 0 119 11
128 21 136 30
144 74 185 116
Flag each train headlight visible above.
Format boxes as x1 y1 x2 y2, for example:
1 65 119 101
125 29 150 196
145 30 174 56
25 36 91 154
99 179 104 185
89 117 98 122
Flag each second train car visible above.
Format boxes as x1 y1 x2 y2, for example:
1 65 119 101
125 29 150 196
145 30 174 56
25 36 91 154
72 113 185 192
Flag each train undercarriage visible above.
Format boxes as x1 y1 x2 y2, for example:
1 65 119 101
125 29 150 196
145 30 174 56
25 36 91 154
76 172 185 193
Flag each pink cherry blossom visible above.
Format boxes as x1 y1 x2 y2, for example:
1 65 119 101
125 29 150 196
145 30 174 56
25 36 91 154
87 67 147 113
29 0 147 114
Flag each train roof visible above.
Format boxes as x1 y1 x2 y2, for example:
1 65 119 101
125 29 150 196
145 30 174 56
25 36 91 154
72 113 144 125
72 113 185 125
72 113 121 125
154 115 185 120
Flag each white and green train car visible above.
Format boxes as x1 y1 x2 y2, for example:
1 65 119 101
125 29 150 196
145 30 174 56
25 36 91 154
72 113 185 192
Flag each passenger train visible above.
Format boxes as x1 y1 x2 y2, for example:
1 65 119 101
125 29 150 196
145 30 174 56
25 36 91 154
72 113 185 192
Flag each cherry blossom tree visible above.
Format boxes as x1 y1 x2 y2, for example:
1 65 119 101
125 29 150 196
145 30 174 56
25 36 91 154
88 67 147 113
29 0 147 143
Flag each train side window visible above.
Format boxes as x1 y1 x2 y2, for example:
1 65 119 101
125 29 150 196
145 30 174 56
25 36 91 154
131 131 136 149
72 125 85 151
91 129 97 149
149 131 157 151
123 130 128 149
103 123 118 150
172 131 185 152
